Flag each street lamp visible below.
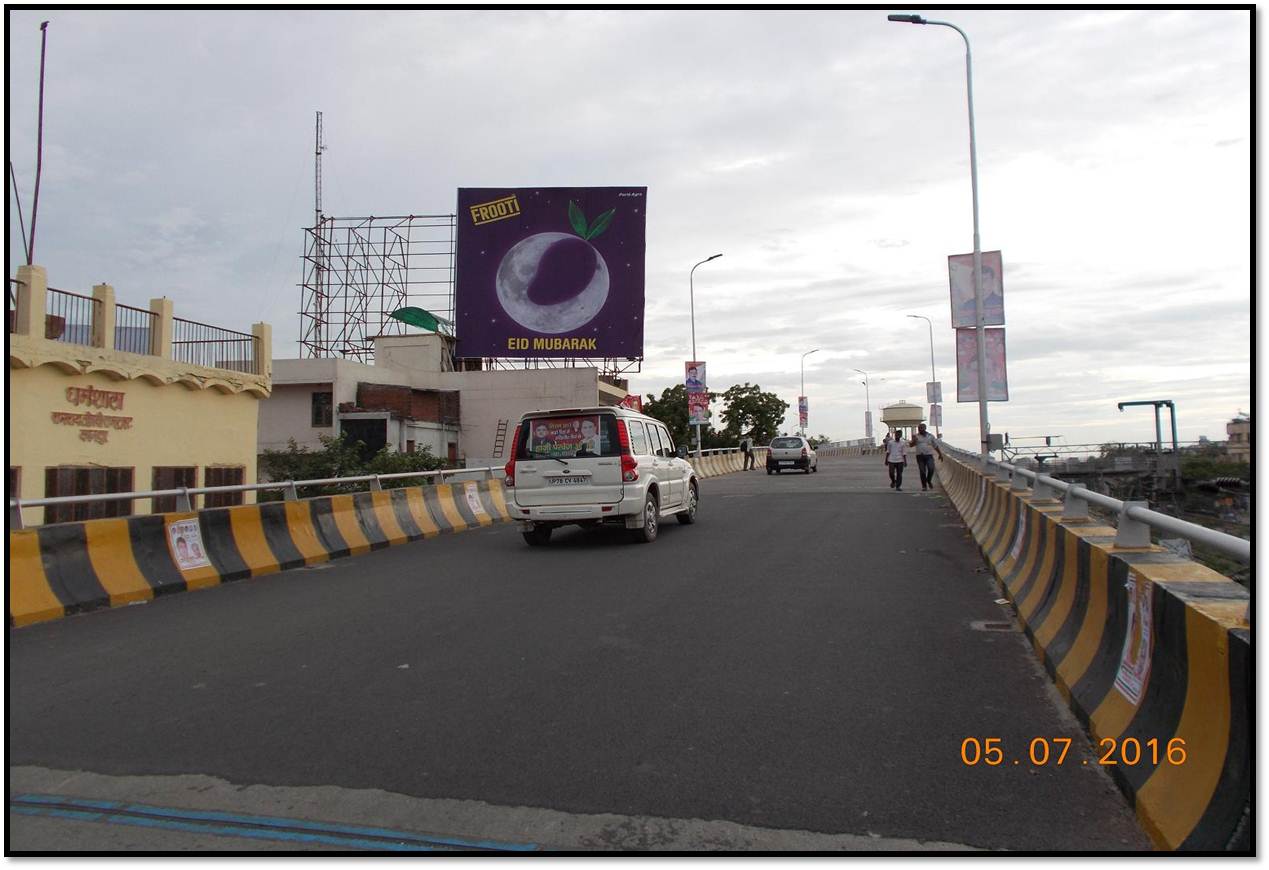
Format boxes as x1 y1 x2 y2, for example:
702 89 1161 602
889 13 990 466
906 313 939 437
853 368 873 442
689 253 722 457
799 348 819 436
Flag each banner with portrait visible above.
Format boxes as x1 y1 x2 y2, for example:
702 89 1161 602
526 415 604 458
687 391 710 426
956 328 1009 402
948 250 1004 329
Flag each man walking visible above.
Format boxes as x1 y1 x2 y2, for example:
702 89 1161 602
740 433 755 470
884 427 908 490
909 422 944 491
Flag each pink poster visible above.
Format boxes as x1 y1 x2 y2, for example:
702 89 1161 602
956 328 1009 402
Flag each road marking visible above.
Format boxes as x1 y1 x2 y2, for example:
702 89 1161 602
9 794 538 852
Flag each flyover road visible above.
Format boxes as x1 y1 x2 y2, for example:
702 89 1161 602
8 455 1152 852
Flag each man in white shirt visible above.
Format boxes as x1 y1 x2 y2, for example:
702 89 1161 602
909 422 944 491
884 428 908 490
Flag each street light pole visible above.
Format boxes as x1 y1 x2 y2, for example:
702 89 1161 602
799 348 819 436
689 253 722 458
853 368 872 442
889 14 990 466
907 313 939 437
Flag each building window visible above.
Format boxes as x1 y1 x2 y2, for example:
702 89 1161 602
312 391 333 427
8 467 19 499
152 466 197 514
447 442 458 464
44 466 134 525
204 466 246 508
406 440 416 454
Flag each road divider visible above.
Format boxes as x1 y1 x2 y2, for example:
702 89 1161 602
939 453 1250 852
8 479 513 629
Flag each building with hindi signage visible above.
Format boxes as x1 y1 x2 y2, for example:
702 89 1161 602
8 264 272 527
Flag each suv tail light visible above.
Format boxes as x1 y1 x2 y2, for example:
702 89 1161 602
503 424 521 486
617 419 638 482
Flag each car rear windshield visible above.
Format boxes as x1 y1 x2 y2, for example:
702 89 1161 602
515 414 621 460
770 437 804 449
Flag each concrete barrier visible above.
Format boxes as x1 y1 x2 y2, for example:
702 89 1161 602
939 454 1250 851
8 479 513 629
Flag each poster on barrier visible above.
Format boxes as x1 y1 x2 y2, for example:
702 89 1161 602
167 518 211 571
1114 571 1154 705
463 482 488 517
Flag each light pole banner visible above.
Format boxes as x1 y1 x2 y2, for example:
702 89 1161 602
948 250 1004 329
926 381 942 404
865 410 874 440
684 361 706 393
687 391 710 426
929 403 942 427
955 327 1009 402
798 396 808 429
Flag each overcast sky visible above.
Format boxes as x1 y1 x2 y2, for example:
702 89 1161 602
7 8 1253 449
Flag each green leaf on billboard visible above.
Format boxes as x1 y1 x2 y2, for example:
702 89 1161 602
568 200 588 237
585 208 615 240
389 307 453 335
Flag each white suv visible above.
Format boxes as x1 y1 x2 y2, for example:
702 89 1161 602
503 406 699 546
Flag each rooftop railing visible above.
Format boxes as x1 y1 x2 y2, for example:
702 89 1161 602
44 286 100 346
171 316 259 374
114 302 157 355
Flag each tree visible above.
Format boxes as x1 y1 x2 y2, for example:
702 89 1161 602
808 434 833 449
642 384 690 448
718 383 789 446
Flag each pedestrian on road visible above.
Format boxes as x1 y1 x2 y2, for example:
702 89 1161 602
884 428 908 490
909 422 944 491
740 433 755 470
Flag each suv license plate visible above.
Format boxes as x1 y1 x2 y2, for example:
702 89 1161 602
548 477 588 486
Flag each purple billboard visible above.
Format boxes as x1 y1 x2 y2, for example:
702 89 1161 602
455 187 647 358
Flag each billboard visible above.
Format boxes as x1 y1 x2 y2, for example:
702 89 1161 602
948 250 1004 329
455 187 647 358
956 327 1009 402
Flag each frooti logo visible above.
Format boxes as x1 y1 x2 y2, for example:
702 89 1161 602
470 195 522 226
495 201 615 334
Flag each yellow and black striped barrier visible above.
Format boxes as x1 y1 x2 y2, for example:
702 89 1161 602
939 454 1250 851
9 479 513 629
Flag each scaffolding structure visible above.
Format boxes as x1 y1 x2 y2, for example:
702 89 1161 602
300 214 456 362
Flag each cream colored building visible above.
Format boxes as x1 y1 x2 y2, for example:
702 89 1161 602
8 264 271 527
259 333 628 470
1225 415 1250 463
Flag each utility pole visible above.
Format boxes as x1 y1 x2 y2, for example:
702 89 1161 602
27 21 50 265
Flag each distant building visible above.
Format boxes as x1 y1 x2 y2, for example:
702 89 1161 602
1225 414 1250 463
8 264 272 527
258 333 627 470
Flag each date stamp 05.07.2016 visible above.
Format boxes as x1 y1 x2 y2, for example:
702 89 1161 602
960 737 1188 767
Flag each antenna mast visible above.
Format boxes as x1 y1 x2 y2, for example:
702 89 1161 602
314 110 325 226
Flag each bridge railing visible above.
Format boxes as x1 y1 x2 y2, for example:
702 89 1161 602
8 467 505 530
948 446 1250 565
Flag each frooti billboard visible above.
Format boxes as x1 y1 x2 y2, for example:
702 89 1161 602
455 187 647 358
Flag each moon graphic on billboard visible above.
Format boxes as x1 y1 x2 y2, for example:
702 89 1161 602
495 232 610 334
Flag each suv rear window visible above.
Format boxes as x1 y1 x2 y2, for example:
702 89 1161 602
516 414 620 460
770 437 803 449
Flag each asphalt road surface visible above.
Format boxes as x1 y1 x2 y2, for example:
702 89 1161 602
8 455 1152 852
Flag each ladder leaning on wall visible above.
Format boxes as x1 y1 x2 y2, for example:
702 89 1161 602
491 419 509 458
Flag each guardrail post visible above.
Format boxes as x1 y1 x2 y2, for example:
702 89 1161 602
1031 476 1058 500
10 500 25 530
284 482 298 501
1062 486 1089 520
176 488 192 512
1115 501 1152 549
371 475 383 492
995 464 1011 482
1010 470 1029 491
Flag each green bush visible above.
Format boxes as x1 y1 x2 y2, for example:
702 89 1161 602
258 434 445 500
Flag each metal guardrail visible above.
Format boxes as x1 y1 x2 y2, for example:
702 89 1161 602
949 446 1250 565
8 467 504 530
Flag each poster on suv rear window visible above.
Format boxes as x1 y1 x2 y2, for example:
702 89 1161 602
527 416 604 458
455 187 647 358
